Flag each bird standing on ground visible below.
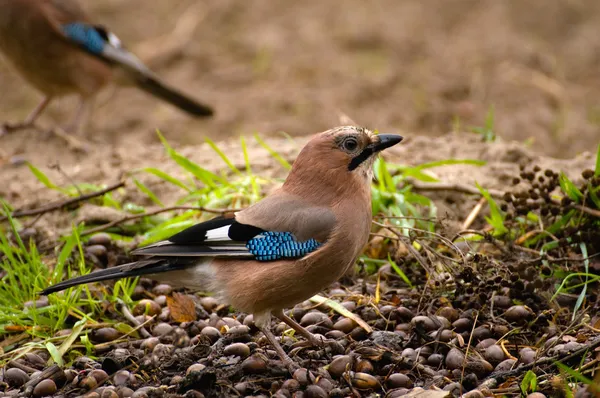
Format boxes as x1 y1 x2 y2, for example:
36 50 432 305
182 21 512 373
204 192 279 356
0 0 214 143
41 126 403 372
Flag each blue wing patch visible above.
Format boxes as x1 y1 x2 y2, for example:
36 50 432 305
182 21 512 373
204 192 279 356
62 23 106 54
246 231 321 261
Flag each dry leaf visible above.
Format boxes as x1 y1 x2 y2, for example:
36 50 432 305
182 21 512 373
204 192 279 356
167 292 197 323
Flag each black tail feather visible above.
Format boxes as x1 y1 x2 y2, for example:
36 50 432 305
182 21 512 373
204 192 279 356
39 259 190 295
135 75 214 117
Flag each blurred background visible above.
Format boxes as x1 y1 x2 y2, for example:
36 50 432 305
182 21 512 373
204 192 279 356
1 0 600 158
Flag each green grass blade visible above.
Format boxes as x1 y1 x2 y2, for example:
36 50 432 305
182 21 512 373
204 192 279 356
143 168 192 192
205 137 241 175
388 254 413 287
133 178 164 207
254 134 291 169
595 143 600 176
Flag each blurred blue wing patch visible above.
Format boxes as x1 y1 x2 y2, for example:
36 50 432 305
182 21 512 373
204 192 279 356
62 23 105 54
246 231 321 261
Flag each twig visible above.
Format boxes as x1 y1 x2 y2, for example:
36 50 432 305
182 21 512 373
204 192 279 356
409 180 504 199
572 203 600 218
81 205 239 236
482 335 600 386
462 197 486 229
118 300 151 338
0 181 125 221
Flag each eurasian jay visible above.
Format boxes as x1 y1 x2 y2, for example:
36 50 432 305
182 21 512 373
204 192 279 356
41 126 403 371
0 0 213 137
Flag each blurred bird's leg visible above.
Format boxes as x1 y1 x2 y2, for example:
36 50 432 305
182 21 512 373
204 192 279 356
0 96 52 135
51 97 93 152
255 312 299 373
274 309 326 347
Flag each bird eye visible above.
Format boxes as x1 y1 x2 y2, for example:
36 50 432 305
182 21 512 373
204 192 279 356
342 137 359 152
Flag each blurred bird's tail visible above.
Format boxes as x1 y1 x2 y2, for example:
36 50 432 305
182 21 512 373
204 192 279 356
135 75 214 117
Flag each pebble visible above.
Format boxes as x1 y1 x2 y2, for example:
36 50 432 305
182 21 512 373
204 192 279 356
452 318 473 332
113 370 130 386
152 322 174 337
355 359 374 373
92 327 121 343
133 299 161 317
5 368 29 387
484 345 506 364
226 325 250 339
141 337 160 351
300 312 333 328
304 385 327 398
90 369 109 384
504 305 534 323
152 284 172 295
119 387 135 397
495 358 517 372
88 233 112 246
328 355 354 377
427 354 444 367
201 326 221 343
281 379 300 392
199 296 219 312
186 363 206 375
33 379 57 397
241 355 267 374
351 372 379 389
386 373 413 388
86 244 107 259
332 318 356 333
293 368 316 386
446 348 465 370
410 315 437 331
519 347 537 364
527 393 547 398
476 338 497 350
223 342 251 357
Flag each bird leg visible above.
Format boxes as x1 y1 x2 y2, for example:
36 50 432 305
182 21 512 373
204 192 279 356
258 325 299 373
50 97 92 152
0 96 51 135
274 309 326 347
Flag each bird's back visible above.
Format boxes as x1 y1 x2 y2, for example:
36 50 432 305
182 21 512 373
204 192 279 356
0 0 111 96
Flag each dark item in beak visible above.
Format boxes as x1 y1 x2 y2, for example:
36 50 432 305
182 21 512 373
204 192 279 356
348 134 404 171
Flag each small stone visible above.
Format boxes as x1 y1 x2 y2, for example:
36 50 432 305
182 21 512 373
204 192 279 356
141 337 160 351
355 359 374 373
5 368 29 387
133 299 161 317
281 379 300 392
427 354 444 367
242 355 267 374
223 342 250 358
226 325 250 338
410 316 437 331
484 345 505 365
527 394 547 398
90 369 109 384
452 318 473 332
504 305 534 324
316 378 333 393
152 284 172 295
118 387 135 397
304 385 327 398
519 347 537 364
80 376 98 390
86 244 108 259
386 373 413 389
199 296 219 312
351 372 379 389
476 338 497 350
113 370 130 386
92 327 121 343
495 358 517 372
300 312 333 328
152 322 173 337
332 318 356 333
201 326 221 343
437 307 459 323
293 368 316 386
328 355 354 377
446 348 465 370
33 379 57 397
186 363 206 375
88 233 112 246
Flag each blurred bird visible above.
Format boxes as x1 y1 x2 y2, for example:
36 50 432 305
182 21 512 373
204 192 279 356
41 126 403 371
0 0 214 141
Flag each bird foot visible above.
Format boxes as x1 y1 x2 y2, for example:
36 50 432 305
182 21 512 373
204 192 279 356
50 127 90 153
291 336 344 354
0 121 35 136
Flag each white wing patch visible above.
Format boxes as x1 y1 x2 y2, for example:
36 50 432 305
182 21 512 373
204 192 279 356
204 225 232 241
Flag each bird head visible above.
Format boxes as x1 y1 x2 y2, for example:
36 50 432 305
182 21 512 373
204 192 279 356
283 126 403 198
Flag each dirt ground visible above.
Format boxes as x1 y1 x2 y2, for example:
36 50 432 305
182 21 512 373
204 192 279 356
1 0 600 207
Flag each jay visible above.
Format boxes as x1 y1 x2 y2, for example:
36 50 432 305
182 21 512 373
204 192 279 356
41 126 403 371
0 0 213 137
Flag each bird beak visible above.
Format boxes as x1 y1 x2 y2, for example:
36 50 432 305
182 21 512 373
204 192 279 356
371 134 403 152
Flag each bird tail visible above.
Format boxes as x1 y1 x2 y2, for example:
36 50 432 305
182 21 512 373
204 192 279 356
39 258 190 295
135 75 214 117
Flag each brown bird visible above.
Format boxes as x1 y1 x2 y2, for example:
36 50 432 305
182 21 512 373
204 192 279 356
41 126 403 372
0 0 213 142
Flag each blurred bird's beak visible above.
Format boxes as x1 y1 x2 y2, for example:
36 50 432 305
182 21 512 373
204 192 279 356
371 134 403 152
